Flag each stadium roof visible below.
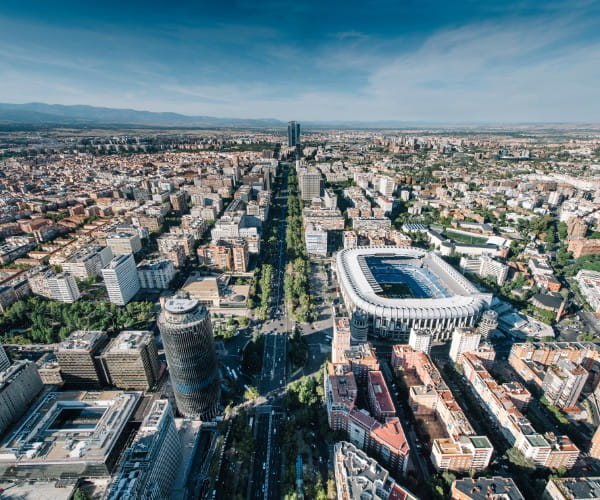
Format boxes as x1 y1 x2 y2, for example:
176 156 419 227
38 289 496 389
336 246 490 322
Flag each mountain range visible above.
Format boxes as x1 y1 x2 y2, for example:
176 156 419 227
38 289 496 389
0 102 598 131
0 102 286 128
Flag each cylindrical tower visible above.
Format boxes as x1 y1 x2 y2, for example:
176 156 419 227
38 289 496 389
478 309 499 339
350 310 369 344
157 297 220 419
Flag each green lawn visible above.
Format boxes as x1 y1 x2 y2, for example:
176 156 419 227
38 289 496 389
443 229 488 245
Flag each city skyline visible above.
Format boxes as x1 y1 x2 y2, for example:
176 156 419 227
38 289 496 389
0 0 598 122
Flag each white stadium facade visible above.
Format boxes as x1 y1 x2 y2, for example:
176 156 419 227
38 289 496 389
336 246 492 341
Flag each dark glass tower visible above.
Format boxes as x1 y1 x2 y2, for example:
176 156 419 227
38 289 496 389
158 297 220 419
288 121 301 147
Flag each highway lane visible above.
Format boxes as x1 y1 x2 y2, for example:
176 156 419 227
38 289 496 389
250 162 291 499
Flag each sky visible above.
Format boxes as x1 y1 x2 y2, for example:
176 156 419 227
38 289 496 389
0 0 598 122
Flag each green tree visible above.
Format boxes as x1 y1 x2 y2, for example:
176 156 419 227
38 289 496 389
73 489 91 500
558 221 568 240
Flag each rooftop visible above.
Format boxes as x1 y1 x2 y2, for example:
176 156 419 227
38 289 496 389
103 330 153 354
0 391 140 467
452 476 525 500
0 480 77 500
57 330 106 352
164 298 198 314
549 477 600 500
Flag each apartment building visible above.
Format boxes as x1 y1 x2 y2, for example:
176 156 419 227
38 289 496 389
392 345 493 472
449 327 481 363
334 441 417 500
197 239 249 272
589 424 600 460
344 343 380 385
62 245 113 279
367 371 396 421
451 477 524 500
30 270 81 303
305 222 328 256
576 269 600 314
324 363 410 474
462 352 579 469
543 477 600 500
302 207 345 231
47 272 81 303
343 231 358 249
408 328 432 354
106 231 142 255
459 255 509 285
332 316 352 363
542 359 588 408
137 258 176 289
509 341 600 391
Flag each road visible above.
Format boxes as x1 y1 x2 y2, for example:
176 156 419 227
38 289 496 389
250 406 283 500
259 333 287 393
250 162 291 499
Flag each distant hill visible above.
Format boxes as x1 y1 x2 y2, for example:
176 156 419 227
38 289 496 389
0 102 286 128
0 102 598 131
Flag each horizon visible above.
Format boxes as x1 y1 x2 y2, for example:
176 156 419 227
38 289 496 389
1 0 599 123
2 101 600 128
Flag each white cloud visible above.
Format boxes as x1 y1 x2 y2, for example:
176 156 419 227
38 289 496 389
0 15 598 122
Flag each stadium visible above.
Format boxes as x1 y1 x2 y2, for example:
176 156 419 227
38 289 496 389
336 246 492 341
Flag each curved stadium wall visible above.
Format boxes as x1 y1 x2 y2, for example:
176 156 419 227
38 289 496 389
336 246 490 341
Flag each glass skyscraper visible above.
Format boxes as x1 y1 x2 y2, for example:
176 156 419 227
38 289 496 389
288 120 301 147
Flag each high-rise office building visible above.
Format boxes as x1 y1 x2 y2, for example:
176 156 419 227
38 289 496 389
288 121 301 147
102 330 161 390
47 272 81 303
157 297 220 419
0 361 44 436
0 343 10 372
300 170 323 201
107 399 182 500
102 254 141 305
56 330 109 388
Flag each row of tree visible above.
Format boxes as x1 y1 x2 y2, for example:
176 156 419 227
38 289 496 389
255 263 273 320
284 169 315 323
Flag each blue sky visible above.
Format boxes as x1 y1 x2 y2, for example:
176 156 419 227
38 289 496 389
0 0 598 122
